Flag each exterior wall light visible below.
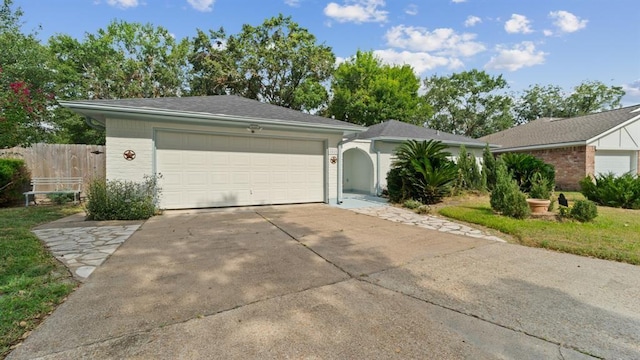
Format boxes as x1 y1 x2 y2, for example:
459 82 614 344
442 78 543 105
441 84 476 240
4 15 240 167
247 124 262 133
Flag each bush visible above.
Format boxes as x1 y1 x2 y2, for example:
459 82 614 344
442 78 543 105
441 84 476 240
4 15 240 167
85 175 161 220
490 157 530 219
482 144 497 191
501 153 555 193
0 158 31 207
455 145 483 192
387 140 457 204
403 199 422 209
47 192 76 205
580 173 640 209
529 173 552 200
569 200 598 222
386 167 408 203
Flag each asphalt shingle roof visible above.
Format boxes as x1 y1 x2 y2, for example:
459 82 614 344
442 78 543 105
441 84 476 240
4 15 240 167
352 120 488 147
480 105 640 149
69 95 363 129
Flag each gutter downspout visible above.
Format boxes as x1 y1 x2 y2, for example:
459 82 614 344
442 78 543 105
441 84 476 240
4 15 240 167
337 139 346 204
84 116 105 131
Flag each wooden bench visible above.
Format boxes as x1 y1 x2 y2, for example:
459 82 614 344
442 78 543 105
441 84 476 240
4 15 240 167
23 177 83 207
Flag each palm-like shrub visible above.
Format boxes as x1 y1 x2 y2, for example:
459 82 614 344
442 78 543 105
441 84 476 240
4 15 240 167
387 140 457 204
501 152 555 193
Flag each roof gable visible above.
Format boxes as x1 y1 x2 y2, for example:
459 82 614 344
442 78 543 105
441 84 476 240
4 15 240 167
480 105 640 149
354 120 489 147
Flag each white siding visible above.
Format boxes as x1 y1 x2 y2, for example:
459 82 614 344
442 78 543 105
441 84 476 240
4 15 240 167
591 119 640 150
105 117 342 208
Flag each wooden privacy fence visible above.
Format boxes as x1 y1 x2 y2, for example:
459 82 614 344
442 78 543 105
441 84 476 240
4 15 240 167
0 143 106 195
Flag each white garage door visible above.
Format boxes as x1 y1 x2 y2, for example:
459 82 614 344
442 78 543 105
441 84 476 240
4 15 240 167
594 150 634 176
156 131 325 209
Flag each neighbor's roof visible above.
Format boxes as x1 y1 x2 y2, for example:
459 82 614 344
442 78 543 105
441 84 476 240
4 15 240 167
59 95 365 132
351 120 493 147
480 104 640 150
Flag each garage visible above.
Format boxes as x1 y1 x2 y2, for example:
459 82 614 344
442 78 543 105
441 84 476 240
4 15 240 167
59 95 363 209
156 131 325 209
595 150 637 176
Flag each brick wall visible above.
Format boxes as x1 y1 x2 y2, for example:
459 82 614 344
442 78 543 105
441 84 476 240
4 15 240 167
521 146 592 191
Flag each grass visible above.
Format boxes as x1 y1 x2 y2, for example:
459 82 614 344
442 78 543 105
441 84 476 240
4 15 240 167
437 192 640 265
0 205 82 357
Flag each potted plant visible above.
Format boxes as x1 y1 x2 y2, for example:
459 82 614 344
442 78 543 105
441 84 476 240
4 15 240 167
527 173 552 214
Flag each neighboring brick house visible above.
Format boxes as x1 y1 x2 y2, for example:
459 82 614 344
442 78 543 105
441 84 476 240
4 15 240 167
480 105 640 190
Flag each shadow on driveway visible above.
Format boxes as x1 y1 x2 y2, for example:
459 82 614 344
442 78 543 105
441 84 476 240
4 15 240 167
8 204 640 359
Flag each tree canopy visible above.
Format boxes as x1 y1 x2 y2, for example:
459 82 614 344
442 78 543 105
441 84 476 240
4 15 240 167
423 69 514 138
325 50 430 126
514 81 625 124
189 14 335 112
0 0 56 148
0 1 632 146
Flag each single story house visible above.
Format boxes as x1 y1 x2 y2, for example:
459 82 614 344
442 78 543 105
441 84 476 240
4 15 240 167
480 105 640 190
61 95 364 209
340 120 496 199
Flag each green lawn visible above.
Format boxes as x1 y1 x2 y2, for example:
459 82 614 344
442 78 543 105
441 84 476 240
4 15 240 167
438 193 640 265
0 205 82 357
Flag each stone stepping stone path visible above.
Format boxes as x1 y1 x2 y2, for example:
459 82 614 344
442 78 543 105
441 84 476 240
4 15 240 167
351 206 505 242
33 225 140 281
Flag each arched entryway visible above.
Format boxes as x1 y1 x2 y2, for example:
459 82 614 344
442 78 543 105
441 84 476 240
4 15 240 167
343 148 374 194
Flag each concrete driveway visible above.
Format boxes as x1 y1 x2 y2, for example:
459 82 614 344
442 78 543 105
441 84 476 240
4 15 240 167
9 205 640 359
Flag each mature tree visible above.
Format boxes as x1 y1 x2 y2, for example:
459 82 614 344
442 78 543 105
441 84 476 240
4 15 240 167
514 81 625 124
423 69 514 138
189 14 335 112
47 20 190 144
0 0 56 147
325 50 430 126
49 20 190 100
564 80 625 117
512 84 566 124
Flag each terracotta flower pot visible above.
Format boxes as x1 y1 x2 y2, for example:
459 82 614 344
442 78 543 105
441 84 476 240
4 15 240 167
527 199 551 214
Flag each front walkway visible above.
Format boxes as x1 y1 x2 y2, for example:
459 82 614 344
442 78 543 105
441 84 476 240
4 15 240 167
334 193 504 242
32 213 143 281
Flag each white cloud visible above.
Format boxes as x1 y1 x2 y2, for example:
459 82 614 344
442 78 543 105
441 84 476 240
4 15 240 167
284 0 301 7
373 49 463 74
451 0 466 3
485 41 546 71
385 25 486 57
187 0 215 12
324 0 388 24
106 0 139 8
549 10 587 33
405 4 418 16
464 15 481 27
622 80 640 98
505 14 533 34
543 29 553 36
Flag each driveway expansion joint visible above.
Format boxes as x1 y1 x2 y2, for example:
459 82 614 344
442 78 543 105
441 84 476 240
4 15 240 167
357 276 601 359
256 210 356 278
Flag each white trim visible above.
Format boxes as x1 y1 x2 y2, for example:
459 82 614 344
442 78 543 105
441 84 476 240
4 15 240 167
59 101 365 134
491 141 586 153
366 136 494 148
586 112 640 144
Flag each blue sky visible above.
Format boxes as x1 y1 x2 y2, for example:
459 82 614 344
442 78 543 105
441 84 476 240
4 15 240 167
16 0 640 105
